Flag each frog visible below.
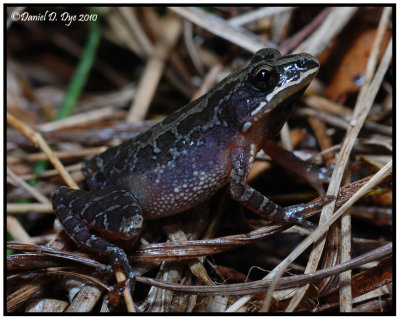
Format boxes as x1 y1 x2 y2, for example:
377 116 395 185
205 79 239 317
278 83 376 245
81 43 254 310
51 48 332 294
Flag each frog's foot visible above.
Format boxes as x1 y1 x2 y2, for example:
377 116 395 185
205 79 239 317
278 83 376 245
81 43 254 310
230 147 335 230
104 247 136 299
276 194 335 229
306 164 334 195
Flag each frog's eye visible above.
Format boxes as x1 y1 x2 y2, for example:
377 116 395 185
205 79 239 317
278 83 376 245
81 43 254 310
249 66 280 92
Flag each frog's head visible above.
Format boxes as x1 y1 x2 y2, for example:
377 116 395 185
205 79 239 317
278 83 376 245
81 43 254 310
237 48 320 137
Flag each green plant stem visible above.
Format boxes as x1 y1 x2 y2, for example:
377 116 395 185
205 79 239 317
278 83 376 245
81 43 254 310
56 7 101 120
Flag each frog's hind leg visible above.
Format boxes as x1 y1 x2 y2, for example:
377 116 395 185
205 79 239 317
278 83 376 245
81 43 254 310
51 186 143 294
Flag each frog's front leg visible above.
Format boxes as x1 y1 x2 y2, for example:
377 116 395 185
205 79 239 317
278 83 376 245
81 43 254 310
229 147 332 228
51 186 143 293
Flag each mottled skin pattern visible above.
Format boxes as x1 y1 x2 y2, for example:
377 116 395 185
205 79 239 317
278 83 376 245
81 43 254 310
52 48 332 294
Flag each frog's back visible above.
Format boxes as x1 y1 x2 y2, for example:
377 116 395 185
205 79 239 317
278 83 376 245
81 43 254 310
88 94 237 218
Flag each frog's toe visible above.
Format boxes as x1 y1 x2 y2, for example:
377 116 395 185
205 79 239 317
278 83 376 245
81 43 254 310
318 165 334 183
307 165 334 195
277 194 335 228
109 247 136 294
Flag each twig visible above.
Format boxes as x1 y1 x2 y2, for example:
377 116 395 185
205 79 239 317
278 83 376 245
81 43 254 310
304 95 352 117
280 123 293 152
7 276 52 312
163 224 214 285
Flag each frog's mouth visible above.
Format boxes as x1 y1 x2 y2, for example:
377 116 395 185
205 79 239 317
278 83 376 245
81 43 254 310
266 66 318 106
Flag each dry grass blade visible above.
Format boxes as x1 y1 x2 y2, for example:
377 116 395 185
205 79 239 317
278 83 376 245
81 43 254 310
279 7 331 54
7 243 108 269
7 276 52 312
127 12 182 122
63 282 104 312
7 112 79 190
103 8 145 58
338 9 391 311
339 172 352 312
7 167 50 204
183 20 205 76
228 7 294 26
135 243 391 295
7 146 107 165
260 159 392 312
7 242 390 298
6 115 134 313
114 268 136 312
19 163 82 181
284 36 393 312
293 7 357 56
225 161 391 311
316 257 392 312
170 7 275 52
355 7 392 108
7 203 53 214
37 106 124 132
119 7 153 56
7 216 33 244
